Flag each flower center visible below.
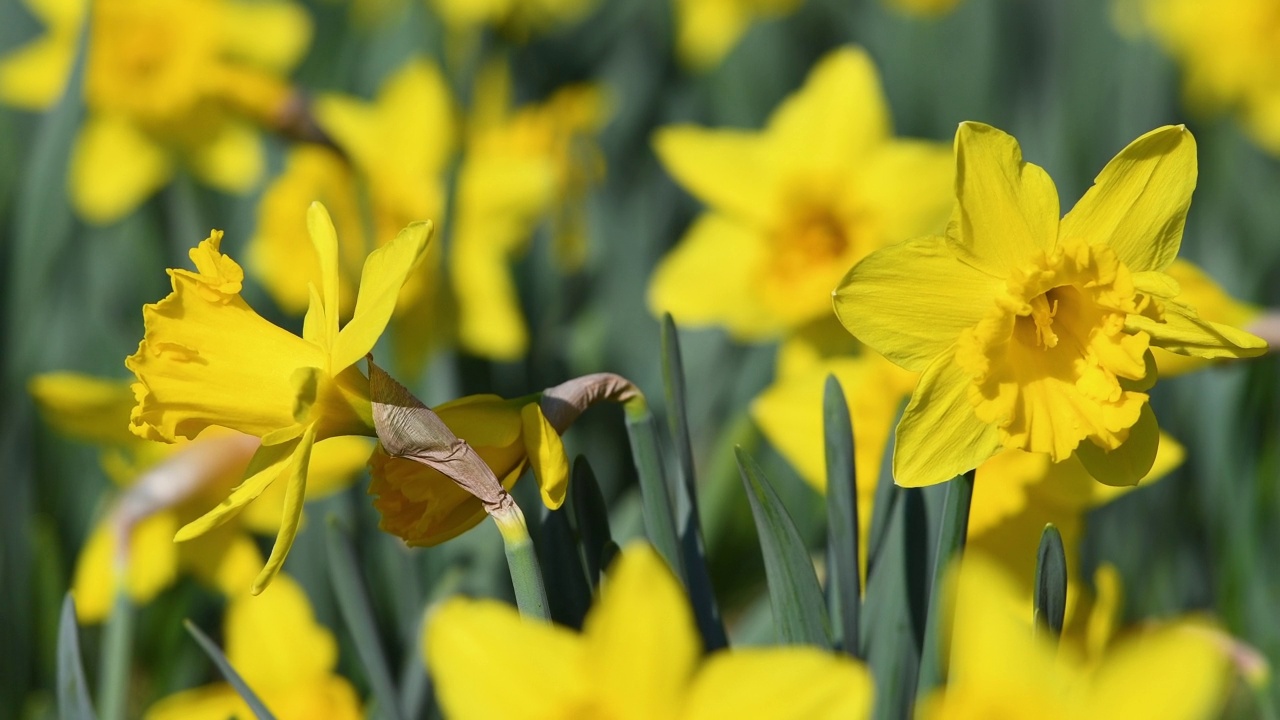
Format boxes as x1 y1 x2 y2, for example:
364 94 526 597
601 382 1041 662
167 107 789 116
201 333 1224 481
760 192 861 326
955 240 1157 461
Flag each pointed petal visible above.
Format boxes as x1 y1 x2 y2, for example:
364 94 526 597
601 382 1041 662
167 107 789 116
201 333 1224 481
70 114 172 224
834 235 999 372
219 1 311 72
1127 300 1268 359
684 648 873 720
306 202 341 347
1075 402 1159 487
520 403 569 510
1060 126 1196 273
0 33 74 109
185 120 263 194
652 126 780 225
1088 623 1229 719
330 220 434 371
894 349 1001 487
252 425 318 594
227 574 337 686
174 436 301 542
29 373 139 446
949 122 1059 275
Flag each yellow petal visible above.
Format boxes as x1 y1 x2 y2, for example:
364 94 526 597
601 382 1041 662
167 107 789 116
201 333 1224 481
1127 299 1268 359
219 1 312 73
451 223 531 360
648 213 777 340
583 544 699 720
652 126 780 225
253 425 318 594
1154 260 1262 377
673 0 749 69
949 121 1060 275
1075 402 1160 487
426 598 587 720
436 394 524 447
834 235 999 372
305 435 375 496
226 574 338 688
331 220 434 371
1087 623 1229 719
683 648 873 720
185 120 263 194
767 46 891 171
29 373 139 447
174 436 301 542
852 140 955 242
180 528 263 597
1060 126 1196 274
72 513 180 623
894 348 1002 487
0 33 74 110
520 403 569 509
70 113 172 224
306 202 342 348
143 685 249 720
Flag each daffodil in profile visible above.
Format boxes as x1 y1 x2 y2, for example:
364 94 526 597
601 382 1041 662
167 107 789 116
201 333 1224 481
835 123 1266 488
426 543 873 719
651 46 953 340
127 202 432 592
672 0 804 70
145 575 361 720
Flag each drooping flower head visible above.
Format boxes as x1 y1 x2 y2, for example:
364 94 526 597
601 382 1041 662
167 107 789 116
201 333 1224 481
426 543 873 719
127 202 432 592
835 123 1266 487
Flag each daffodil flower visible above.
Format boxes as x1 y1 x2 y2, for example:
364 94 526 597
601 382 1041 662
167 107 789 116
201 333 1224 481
145 575 361 720
426 543 873 719
127 202 432 592
431 0 596 35
671 0 805 70
650 46 953 340
835 123 1266 488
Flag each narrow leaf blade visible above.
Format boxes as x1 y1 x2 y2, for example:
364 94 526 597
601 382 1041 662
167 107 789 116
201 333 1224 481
58 595 98 720
915 470 976 701
1034 523 1068 639
184 620 276 720
823 375 861 657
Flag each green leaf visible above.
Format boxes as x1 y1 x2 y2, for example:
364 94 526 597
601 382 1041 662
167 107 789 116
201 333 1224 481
661 314 727 651
538 507 593 629
97 591 134 720
624 398 685 582
823 375 861 658
325 516 404 720
570 456 614 587
735 447 832 648
915 470 976 701
184 619 276 720
1034 523 1067 639
865 400 908 578
57 595 97 720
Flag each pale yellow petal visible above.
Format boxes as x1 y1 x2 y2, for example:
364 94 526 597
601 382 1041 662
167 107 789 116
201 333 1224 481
226 574 337 688
673 0 748 70
220 1 312 73
70 114 173 224
305 435 374 496
652 125 780 225
0 33 74 109
72 513 180 622
186 120 264 194
435 394 524 448
1154 260 1262 377
306 202 341 348
1088 623 1229 720
894 348 1001 487
426 598 587 720
949 121 1060 275
584 544 699 720
451 225 529 360
143 685 250 720
852 140 955 242
833 235 999 372
683 648 873 720
181 529 263 597
520 403 569 510
1060 126 1196 274
1127 299 1268 359
29 373 139 447
252 425 318 594
174 436 302 542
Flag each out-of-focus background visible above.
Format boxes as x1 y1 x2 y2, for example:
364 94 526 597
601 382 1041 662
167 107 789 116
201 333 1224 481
3 0 1280 717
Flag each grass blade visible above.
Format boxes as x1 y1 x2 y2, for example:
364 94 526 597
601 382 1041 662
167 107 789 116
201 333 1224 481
58 595 97 720
538 507 593 629
661 314 727 651
325 516 404 720
624 397 685 582
914 470 976 702
1034 523 1067 639
735 447 832 648
823 375 861 657
570 456 614 587
184 619 276 720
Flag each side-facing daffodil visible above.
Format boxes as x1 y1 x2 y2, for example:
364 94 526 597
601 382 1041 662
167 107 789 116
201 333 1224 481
426 543 873 719
127 202 432 592
919 554 1229 719
31 372 370 621
671 0 804 70
650 46 953 340
145 575 361 720
835 123 1266 488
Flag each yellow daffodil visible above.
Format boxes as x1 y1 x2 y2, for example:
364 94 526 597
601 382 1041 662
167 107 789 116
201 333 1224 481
835 123 1266 488
451 62 608 359
651 46 953 340
127 203 432 592
369 393 570 546
145 575 361 720
431 0 596 34
426 543 873 719
672 0 804 70
2 0 314 223
919 554 1229 719
1152 260 1263 375
1133 0 1280 154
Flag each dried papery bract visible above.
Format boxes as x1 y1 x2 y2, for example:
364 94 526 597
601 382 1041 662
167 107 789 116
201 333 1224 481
539 372 642 433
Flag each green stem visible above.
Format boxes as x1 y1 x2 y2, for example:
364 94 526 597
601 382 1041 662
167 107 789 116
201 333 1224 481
494 503 550 621
97 590 133 720
914 470 976 703
623 396 685 582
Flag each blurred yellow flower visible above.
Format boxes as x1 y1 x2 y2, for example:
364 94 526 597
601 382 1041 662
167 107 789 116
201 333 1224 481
672 0 804 70
919 555 1229 719
32 373 371 622
432 0 596 33
426 543 873 719
883 0 962 16
1135 0 1280 154
127 203 431 592
651 46 953 340
0 0 313 223
451 62 608 359
1152 259 1263 376
835 123 1266 488
145 575 362 720
369 393 569 546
